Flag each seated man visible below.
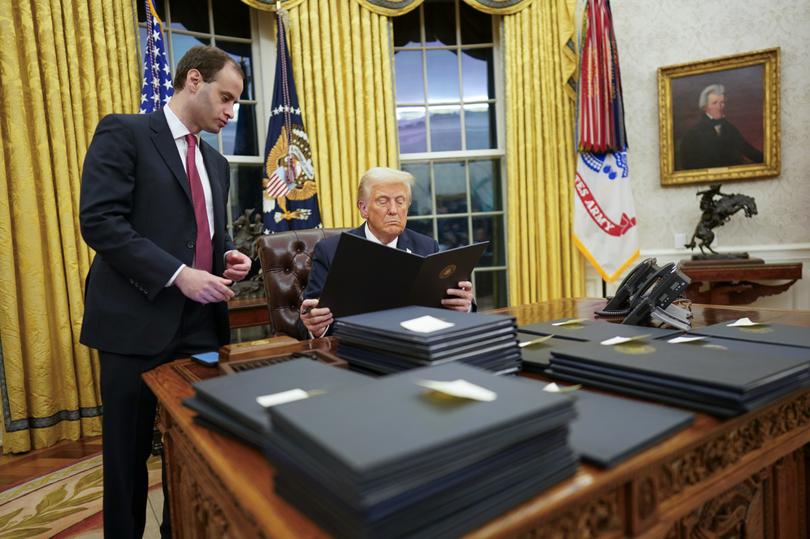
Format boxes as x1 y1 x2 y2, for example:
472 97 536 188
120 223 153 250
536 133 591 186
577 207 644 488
300 167 474 337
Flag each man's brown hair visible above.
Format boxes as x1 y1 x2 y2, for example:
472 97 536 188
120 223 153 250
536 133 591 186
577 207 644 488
173 45 245 91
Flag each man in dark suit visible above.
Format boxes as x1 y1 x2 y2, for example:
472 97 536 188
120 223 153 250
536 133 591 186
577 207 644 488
79 46 251 538
678 83 763 170
300 167 474 337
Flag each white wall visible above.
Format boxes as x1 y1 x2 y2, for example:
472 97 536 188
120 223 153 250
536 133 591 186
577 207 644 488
587 0 810 309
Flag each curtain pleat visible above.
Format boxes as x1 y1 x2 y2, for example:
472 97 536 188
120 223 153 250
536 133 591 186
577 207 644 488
503 0 584 305
287 0 399 228
0 0 138 453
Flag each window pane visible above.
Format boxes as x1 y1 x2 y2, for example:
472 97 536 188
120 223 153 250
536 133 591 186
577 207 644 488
395 50 425 103
402 163 432 216
426 49 459 103
472 215 504 267
461 48 494 101
200 130 218 150
229 164 264 225
460 1 492 44
392 7 421 48
170 33 210 70
222 103 257 156
138 0 165 23
219 40 254 100
437 216 469 250
169 1 210 33
397 106 427 154
470 159 502 212
406 218 434 239
465 103 496 150
474 270 507 310
424 0 456 46
429 105 461 152
434 161 467 214
212 0 251 38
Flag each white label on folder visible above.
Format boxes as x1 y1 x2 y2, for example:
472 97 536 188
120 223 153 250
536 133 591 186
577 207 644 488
543 382 581 393
416 379 497 402
727 317 763 327
668 335 706 344
256 388 310 408
601 334 651 346
551 318 588 326
400 315 455 333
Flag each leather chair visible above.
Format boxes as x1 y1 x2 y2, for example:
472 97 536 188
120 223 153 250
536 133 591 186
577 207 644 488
257 228 348 339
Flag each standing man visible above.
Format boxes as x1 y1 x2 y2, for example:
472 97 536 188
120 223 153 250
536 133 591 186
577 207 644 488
300 167 474 337
678 83 763 170
80 46 252 538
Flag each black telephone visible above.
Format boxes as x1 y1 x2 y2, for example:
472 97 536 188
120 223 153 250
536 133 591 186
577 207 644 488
595 258 692 330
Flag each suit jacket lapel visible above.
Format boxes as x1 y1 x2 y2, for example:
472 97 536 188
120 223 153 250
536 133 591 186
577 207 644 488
396 229 413 253
149 111 191 201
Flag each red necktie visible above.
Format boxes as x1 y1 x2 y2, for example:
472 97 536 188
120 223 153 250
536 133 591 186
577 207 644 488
184 134 213 273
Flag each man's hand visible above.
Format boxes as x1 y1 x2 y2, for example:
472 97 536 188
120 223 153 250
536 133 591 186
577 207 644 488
174 267 235 304
300 298 333 338
223 250 251 281
442 280 473 312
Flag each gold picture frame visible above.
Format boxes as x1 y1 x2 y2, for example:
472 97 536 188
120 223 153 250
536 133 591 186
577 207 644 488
658 48 780 186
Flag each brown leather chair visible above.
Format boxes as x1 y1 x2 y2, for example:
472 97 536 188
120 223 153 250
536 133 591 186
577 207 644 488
256 228 348 339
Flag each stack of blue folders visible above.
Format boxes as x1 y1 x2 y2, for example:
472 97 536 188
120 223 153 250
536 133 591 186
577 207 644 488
334 306 521 375
547 336 810 418
265 363 577 538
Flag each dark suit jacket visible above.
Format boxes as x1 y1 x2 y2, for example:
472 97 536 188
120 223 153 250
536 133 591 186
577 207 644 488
304 224 439 301
678 116 763 170
79 112 234 355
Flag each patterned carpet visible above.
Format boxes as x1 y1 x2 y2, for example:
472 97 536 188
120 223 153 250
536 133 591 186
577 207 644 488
0 454 162 539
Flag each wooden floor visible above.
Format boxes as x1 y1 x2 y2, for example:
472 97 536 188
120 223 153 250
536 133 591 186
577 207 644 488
0 436 103 490
0 436 164 538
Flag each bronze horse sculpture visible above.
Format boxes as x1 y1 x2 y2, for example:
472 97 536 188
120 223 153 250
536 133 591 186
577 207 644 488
685 184 758 256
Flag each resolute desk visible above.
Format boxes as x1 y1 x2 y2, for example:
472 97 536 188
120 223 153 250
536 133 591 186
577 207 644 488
144 299 810 538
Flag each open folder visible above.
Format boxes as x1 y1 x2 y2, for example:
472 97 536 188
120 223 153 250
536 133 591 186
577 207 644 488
317 233 488 317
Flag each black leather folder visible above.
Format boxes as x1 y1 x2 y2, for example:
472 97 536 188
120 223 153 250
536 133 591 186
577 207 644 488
519 318 682 342
318 233 488 317
518 334 583 372
691 322 810 349
568 390 693 468
549 341 808 396
189 358 371 434
268 363 575 484
335 306 515 347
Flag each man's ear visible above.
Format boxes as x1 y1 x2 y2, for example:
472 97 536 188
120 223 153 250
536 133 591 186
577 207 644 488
357 199 368 219
186 69 202 92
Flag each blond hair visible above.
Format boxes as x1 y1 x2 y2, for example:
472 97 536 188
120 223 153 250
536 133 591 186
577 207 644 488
357 167 414 202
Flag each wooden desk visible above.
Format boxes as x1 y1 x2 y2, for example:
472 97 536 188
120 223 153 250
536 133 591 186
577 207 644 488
680 261 802 305
228 296 270 329
144 299 810 538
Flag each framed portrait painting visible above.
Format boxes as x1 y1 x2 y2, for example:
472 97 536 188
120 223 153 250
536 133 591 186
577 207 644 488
657 48 780 186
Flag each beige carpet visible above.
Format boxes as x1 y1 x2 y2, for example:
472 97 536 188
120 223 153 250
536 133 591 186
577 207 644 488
0 454 161 539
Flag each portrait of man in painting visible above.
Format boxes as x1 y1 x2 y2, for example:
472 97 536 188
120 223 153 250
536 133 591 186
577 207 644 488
672 64 765 172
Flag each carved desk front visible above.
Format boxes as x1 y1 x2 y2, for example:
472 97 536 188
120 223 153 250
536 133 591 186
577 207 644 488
143 299 810 538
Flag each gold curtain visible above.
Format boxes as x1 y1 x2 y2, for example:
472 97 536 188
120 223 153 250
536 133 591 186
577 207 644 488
503 0 584 305
286 1 399 228
0 0 139 453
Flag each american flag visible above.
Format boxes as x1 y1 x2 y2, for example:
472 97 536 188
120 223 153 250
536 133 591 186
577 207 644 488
264 166 289 198
140 0 173 114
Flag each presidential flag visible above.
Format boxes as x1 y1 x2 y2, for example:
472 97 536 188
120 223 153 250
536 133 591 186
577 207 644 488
573 0 638 282
262 12 321 232
139 0 173 113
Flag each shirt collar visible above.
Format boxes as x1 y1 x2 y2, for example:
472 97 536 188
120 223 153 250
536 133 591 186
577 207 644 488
164 102 197 142
364 223 398 249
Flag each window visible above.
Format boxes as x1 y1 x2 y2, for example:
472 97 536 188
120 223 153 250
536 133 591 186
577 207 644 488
136 0 264 231
393 0 508 310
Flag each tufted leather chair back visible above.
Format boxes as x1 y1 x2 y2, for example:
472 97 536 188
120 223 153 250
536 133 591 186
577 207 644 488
257 228 348 339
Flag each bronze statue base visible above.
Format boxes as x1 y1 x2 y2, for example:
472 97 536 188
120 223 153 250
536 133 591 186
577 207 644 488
682 256 764 267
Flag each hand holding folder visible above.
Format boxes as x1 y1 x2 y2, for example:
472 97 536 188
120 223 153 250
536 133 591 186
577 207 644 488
317 233 488 318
